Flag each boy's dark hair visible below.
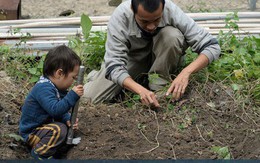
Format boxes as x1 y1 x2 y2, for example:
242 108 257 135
131 0 165 14
43 45 81 77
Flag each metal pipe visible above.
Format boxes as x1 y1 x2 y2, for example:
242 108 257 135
66 65 85 145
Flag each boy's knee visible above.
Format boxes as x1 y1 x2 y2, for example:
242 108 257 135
55 122 68 141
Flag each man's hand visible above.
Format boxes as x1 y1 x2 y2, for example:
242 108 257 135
166 71 190 101
66 118 79 130
123 77 160 107
72 85 84 96
138 88 160 107
166 54 210 101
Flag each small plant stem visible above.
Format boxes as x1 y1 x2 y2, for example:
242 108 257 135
170 118 175 129
196 124 208 142
167 142 176 160
234 114 248 124
126 111 160 156
139 130 156 144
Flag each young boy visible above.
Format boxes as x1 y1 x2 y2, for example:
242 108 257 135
19 45 84 160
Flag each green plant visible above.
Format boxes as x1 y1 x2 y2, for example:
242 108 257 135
3 54 28 80
137 123 146 130
7 133 23 142
209 12 260 105
68 14 106 73
148 73 160 84
167 103 175 111
0 45 11 55
8 28 32 47
124 93 141 108
178 123 185 130
0 45 11 70
28 55 45 83
0 30 46 83
211 146 231 159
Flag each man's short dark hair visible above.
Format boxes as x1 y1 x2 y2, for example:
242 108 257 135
43 45 81 77
131 0 165 14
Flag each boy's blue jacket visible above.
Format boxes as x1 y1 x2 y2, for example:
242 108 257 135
19 77 80 141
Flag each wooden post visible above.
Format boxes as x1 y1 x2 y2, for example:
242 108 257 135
0 0 21 20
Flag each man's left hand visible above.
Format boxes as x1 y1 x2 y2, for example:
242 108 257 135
166 71 190 101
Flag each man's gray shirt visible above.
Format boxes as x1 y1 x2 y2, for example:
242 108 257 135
104 0 221 87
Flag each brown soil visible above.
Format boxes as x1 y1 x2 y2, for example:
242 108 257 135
1 0 260 160
1 70 260 160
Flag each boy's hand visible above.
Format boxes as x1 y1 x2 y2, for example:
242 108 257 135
66 118 79 130
72 85 84 96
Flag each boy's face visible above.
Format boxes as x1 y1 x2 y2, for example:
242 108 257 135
56 65 80 90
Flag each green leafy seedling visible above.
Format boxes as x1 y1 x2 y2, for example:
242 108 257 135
8 133 23 142
211 146 231 159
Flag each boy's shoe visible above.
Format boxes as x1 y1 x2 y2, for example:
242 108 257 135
31 149 53 160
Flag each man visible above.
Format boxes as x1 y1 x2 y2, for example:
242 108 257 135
83 0 220 107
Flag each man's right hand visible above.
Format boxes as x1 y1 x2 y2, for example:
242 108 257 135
123 77 160 107
138 88 160 107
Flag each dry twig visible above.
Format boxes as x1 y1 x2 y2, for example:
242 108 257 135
125 111 160 156
196 124 208 143
167 142 176 160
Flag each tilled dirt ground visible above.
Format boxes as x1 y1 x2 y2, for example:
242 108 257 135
1 70 260 160
1 0 260 160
